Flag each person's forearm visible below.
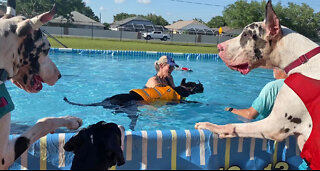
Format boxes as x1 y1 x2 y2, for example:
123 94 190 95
231 108 255 120
226 107 257 120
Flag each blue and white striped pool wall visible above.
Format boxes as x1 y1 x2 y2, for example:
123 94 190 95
49 48 221 61
9 48 302 170
9 130 302 170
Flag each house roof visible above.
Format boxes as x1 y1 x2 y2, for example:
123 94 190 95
0 4 5 15
110 16 150 28
50 11 104 27
165 20 210 30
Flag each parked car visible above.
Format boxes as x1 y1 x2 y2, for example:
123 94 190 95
142 31 171 41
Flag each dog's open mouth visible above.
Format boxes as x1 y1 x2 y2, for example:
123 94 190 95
32 75 43 92
229 63 250 75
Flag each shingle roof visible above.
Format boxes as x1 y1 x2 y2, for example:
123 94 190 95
165 20 210 30
110 16 149 28
50 11 104 27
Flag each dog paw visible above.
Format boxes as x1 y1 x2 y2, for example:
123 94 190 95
195 122 218 132
217 124 236 138
195 123 237 138
61 116 83 130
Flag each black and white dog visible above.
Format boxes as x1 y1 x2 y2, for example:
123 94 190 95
0 1 82 169
64 78 204 130
64 121 125 170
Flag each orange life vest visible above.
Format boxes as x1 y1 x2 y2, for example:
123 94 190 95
130 86 182 104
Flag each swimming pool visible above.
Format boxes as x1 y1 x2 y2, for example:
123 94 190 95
7 52 274 133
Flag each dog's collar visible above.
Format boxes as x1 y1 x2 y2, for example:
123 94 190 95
0 69 9 84
284 47 320 74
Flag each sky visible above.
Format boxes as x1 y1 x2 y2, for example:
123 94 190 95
84 0 320 24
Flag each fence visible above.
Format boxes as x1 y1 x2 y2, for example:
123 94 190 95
41 26 232 45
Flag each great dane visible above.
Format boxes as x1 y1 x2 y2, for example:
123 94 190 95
195 0 320 169
64 121 125 170
0 2 82 169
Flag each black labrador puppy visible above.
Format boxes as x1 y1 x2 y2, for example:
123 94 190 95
64 78 204 130
64 121 125 170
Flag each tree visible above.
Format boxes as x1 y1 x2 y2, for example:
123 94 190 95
16 0 100 22
172 19 183 24
144 13 169 26
207 16 226 28
221 0 319 39
279 3 320 38
103 22 110 30
113 13 136 22
193 18 205 24
223 0 266 28
113 13 169 26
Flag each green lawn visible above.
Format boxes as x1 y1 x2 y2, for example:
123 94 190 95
48 37 218 54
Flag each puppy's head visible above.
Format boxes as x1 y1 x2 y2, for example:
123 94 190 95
3 5 61 93
64 121 125 170
180 78 204 95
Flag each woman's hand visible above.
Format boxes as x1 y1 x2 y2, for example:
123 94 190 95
225 107 234 112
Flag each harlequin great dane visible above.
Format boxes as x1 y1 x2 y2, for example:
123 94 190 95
195 0 320 169
0 3 82 170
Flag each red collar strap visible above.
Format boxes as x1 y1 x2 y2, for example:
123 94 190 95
284 47 320 74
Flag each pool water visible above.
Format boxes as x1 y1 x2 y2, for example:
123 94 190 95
7 53 274 133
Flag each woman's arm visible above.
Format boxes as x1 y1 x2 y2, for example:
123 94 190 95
225 107 259 120
145 76 158 88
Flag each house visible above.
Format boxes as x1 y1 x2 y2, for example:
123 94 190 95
0 2 5 16
109 16 164 32
48 11 105 30
165 20 213 35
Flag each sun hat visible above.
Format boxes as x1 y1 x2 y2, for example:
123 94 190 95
157 56 179 67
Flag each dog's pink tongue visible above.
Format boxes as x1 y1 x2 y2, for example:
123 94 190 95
240 68 250 75
33 75 43 91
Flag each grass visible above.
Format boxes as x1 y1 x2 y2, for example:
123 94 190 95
48 36 219 54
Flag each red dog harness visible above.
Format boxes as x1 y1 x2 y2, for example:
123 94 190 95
285 73 320 170
284 47 320 74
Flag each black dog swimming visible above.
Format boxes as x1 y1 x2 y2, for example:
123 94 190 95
64 78 204 130
64 121 125 170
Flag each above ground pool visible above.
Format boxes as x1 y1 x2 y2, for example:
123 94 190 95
8 50 302 170
7 51 274 133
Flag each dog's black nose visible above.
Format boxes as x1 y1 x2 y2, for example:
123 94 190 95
58 74 62 79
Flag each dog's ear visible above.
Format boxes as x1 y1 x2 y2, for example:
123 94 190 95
16 20 33 37
104 123 125 167
265 0 282 39
64 129 86 152
30 4 56 30
180 78 186 86
16 4 56 37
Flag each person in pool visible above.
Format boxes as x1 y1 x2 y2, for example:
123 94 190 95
145 56 179 88
224 68 288 120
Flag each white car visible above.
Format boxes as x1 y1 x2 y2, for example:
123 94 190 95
143 31 171 41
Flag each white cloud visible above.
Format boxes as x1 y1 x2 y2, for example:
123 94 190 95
83 0 91 5
99 6 105 11
115 0 125 4
137 0 151 4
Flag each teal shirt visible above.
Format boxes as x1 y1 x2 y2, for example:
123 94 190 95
0 83 14 119
251 79 285 120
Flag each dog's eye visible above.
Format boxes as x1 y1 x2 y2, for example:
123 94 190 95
243 33 247 37
43 49 49 55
